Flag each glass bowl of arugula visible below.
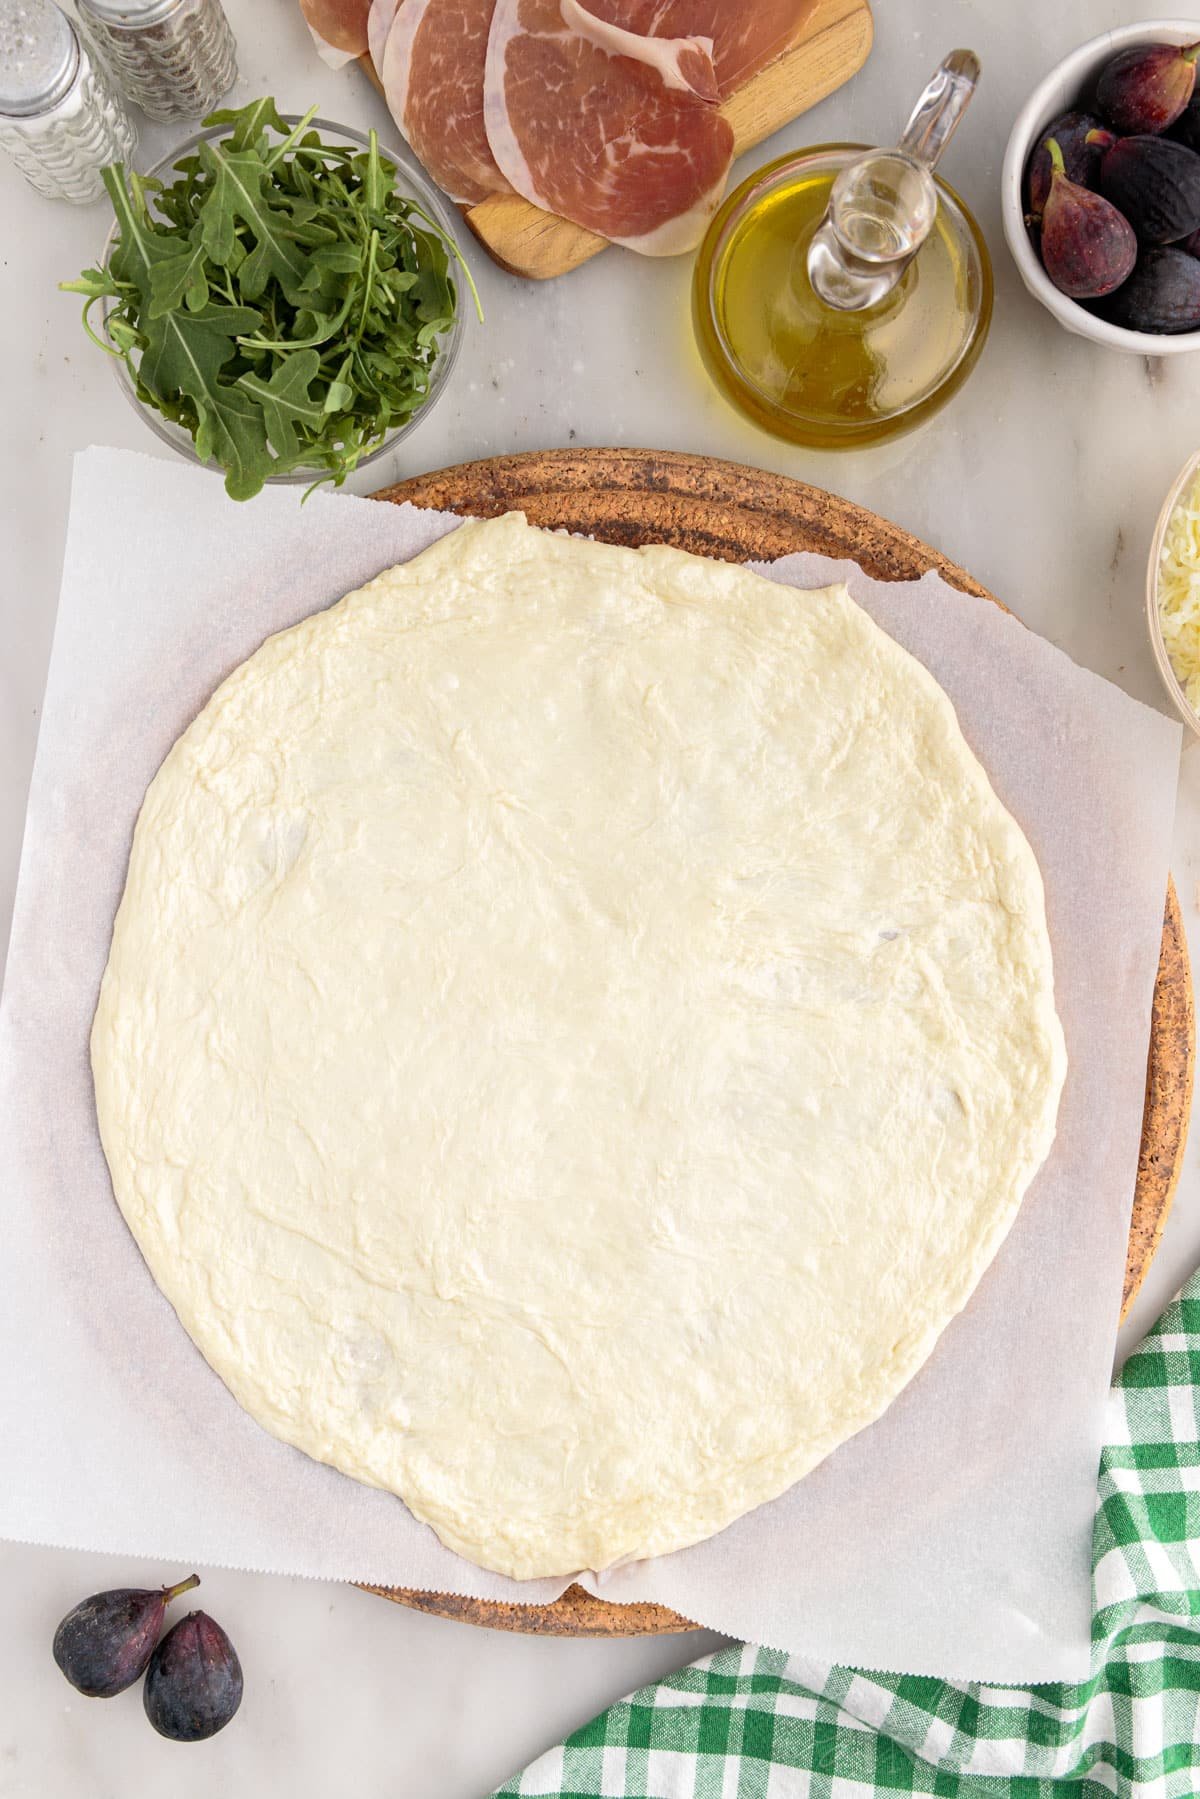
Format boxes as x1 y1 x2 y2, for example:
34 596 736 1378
63 100 476 501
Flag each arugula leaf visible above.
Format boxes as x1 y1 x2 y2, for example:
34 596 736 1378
363 134 388 215
61 99 476 501
323 352 356 414
193 386 273 501
102 164 179 309
195 141 310 301
148 236 210 317
137 298 260 399
203 96 293 154
138 301 268 498
237 349 325 462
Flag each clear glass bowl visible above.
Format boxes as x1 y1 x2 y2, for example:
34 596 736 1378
692 145 993 450
100 116 468 485
1146 448 1200 740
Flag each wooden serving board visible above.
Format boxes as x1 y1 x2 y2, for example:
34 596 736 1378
362 0 874 280
363 447 1195 1638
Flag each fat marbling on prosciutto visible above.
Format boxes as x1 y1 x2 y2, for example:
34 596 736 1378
583 0 814 93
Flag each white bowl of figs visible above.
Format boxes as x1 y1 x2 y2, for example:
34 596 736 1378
1002 22 1200 352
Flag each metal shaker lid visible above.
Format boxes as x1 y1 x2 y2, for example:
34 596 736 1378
0 0 80 118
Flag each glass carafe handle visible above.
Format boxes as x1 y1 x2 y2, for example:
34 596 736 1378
897 49 980 172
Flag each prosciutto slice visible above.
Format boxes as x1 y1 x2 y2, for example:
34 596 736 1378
367 0 399 74
381 0 511 204
298 0 371 59
484 0 734 253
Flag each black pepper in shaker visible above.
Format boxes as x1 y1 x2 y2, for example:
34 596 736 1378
75 0 237 122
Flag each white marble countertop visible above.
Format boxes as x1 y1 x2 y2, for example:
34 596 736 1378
2 0 1199 1792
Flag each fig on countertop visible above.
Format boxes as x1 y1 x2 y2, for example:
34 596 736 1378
1097 246 1200 332
1025 111 1114 220
1170 90 1200 151
1100 134 1200 242
1038 138 1137 298
1095 39 1200 134
1178 224 1200 257
52 1575 200 1698
143 1611 243 1742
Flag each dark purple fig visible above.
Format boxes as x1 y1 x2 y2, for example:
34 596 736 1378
53 1574 199 1698
143 1611 243 1742
1100 134 1200 242
1095 40 1200 134
1039 139 1137 298
1025 111 1114 220
1097 246 1200 332
1170 90 1200 151
1178 224 1200 257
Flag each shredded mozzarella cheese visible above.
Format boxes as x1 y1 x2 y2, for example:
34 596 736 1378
1158 471 1200 712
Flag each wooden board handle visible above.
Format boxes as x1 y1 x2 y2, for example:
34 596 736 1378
464 0 874 279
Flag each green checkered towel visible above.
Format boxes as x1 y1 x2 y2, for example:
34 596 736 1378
496 1271 1200 1798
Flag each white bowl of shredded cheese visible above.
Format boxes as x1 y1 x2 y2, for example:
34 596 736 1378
1149 450 1200 736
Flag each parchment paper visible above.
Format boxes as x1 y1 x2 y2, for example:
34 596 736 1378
0 448 1181 1682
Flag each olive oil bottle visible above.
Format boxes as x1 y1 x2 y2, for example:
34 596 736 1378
693 148 992 450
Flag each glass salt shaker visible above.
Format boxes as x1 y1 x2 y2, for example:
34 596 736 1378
76 0 237 122
0 0 136 204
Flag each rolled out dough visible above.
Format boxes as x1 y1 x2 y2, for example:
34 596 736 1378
92 513 1067 1579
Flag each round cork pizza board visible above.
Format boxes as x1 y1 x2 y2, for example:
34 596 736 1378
363 447 1195 1638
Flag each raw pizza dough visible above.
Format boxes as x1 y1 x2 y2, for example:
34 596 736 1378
92 513 1067 1580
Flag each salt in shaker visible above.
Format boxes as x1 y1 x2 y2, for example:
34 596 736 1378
76 0 237 122
0 0 136 204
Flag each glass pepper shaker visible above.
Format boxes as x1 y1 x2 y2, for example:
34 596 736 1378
75 0 237 122
0 0 136 204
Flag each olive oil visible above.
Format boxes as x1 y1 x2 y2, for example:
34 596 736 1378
693 150 992 449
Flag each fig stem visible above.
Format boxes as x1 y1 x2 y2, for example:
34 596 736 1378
1046 137 1066 178
163 1574 201 1605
